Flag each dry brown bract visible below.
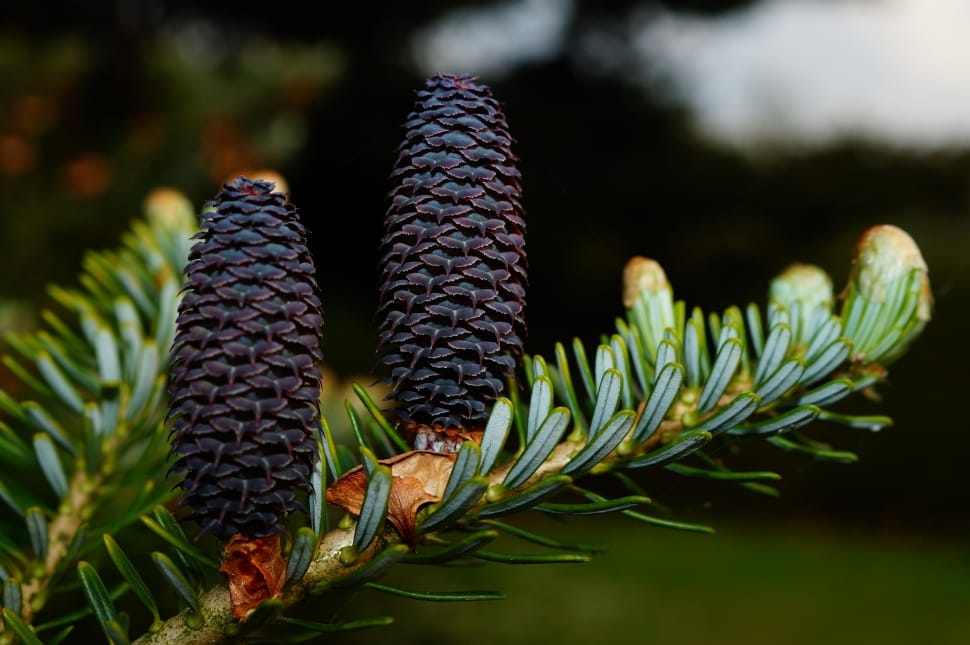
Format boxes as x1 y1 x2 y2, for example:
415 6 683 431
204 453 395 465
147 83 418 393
326 450 457 547
220 533 287 620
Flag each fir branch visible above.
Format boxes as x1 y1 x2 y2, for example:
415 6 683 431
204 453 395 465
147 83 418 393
0 172 932 644
0 189 195 638
91 213 933 642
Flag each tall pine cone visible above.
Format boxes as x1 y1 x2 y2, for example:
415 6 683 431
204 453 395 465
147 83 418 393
378 73 527 452
168 177 323 540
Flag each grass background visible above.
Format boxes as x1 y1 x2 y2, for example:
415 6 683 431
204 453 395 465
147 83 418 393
335 516 970 645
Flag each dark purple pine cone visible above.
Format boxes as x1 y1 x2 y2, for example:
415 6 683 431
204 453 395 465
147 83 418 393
168 177 323 540
378 73 527 452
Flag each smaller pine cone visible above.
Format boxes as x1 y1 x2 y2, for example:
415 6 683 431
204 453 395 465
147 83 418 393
377 73 527 451
168 177 323 539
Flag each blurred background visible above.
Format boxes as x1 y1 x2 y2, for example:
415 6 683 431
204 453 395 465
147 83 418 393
1 1 968 643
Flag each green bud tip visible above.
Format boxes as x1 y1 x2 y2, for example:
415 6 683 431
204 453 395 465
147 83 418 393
770 262 834 312
143 187 196 230
623 256 670 309
845 224 932 321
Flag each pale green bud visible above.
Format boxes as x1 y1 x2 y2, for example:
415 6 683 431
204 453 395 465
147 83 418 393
846 224 932 323
143 187 196 231
623 256 670 309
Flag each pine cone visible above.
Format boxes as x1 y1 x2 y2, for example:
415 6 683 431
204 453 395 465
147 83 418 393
378 73 527 452
168 177 323 540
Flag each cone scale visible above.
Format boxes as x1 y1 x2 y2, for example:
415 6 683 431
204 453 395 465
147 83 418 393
378 73 528 453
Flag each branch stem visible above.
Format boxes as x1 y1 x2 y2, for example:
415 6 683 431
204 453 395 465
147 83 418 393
133 526 398 644
19 431 122 625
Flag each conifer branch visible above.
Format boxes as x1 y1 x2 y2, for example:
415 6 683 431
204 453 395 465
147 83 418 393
0 189 195 640
0 198 932 643
0 75 933 644
131 213 930 643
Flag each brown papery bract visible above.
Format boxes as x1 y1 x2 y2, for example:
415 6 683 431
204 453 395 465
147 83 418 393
326 451 457 547
220 534 287 620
